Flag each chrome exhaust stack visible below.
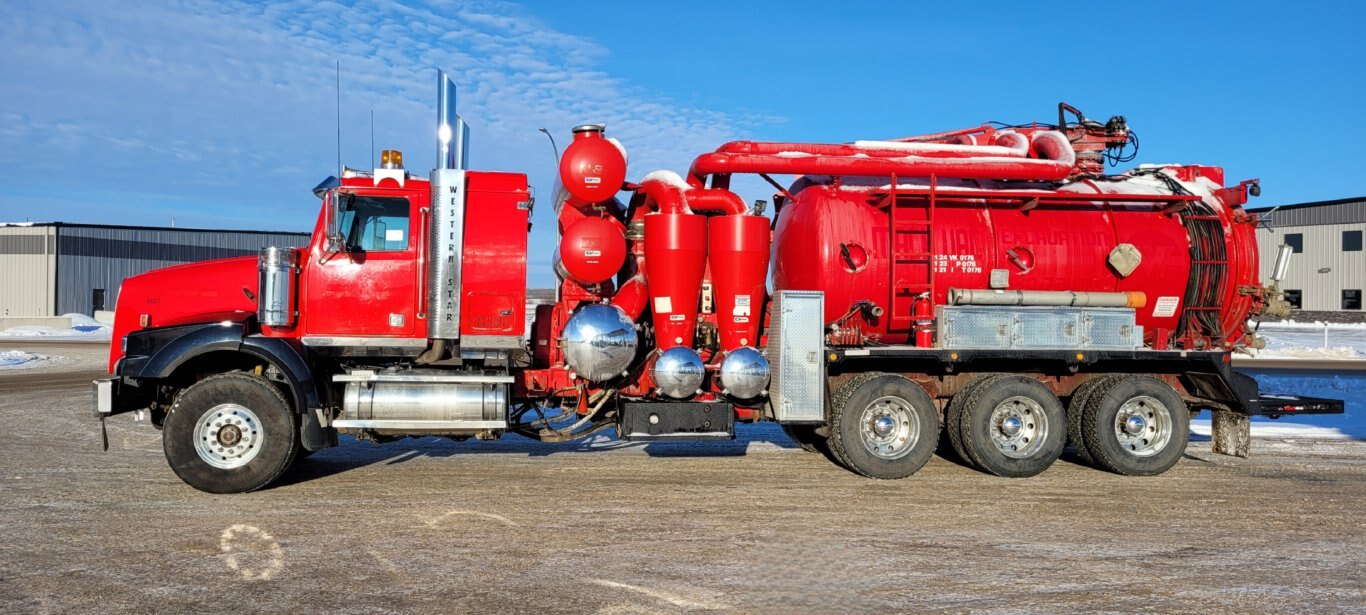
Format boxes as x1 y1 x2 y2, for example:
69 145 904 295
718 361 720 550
429 69 469 341
436 70 469 170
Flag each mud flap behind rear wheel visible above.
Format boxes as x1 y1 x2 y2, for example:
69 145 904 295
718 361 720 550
1210 410 1250 458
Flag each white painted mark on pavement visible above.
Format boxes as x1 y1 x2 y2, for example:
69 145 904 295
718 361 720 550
589 579 725 610
219 524 284 581
425 509 516 527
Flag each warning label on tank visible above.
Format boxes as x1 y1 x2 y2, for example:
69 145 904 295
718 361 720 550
1153 296 1180 318
933 254 982 274
654 297 673 313
734 295 751 317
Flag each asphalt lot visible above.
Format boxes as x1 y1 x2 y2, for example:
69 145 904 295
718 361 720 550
1 347 1363 613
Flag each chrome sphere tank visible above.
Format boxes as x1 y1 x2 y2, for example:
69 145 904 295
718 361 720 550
719 346 770 399
562 304 638 381
652 346 705 399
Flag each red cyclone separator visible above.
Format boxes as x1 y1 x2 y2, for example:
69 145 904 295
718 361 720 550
708 214 770 351
643 212 707 350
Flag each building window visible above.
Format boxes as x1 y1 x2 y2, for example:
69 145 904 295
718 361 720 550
1345 230 1363 252
1344 290 1362 311
1283 233 1303 253
1284 289 1302 310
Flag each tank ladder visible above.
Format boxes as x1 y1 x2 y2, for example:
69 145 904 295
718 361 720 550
885 173 937 335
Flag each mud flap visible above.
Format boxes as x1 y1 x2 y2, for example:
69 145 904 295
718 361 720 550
1211 409 1250 458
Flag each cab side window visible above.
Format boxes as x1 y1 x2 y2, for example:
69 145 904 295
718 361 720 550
337 196 410 251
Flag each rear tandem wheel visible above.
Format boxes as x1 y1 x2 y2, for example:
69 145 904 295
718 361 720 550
1078 376 1190 476
825 372 940 479
955 375 1067 478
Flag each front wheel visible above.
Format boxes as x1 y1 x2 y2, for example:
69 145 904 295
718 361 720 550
163 373 299 493
826 373 939 479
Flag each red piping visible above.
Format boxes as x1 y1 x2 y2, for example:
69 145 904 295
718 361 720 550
689 131 1076 184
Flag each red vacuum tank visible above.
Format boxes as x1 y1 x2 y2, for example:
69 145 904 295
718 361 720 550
771 169 1260 350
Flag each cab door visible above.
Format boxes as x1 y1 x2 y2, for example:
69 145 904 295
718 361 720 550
302 190 421 339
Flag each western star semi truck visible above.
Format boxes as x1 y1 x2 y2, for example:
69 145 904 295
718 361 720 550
94 71 1342 492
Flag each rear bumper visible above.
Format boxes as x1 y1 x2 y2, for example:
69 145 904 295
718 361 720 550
91 377 150 419
1253 393 1345 417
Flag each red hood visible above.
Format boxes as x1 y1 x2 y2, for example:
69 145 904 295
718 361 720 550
109 256 259 372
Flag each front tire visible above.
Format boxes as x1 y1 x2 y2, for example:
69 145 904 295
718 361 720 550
826 373 939 480
1080 376 1189 476
163 373 299 493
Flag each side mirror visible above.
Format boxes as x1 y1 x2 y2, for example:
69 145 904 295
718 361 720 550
323 189 348 254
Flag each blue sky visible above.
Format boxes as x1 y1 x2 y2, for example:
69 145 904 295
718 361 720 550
2 1 1363 286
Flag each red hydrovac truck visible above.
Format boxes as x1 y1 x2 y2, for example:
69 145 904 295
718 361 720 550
94 72 1342 492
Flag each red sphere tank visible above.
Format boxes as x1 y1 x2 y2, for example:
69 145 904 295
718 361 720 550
558 125 627 204
643 212 707 349
708 214 771 350
559 216 626 285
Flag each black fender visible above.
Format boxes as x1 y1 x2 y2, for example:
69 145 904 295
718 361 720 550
120 322 247 380
240 335 335 451
121 322 335 451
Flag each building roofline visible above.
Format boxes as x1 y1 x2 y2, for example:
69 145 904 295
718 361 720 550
1247 196 1366 212
0 221 310 236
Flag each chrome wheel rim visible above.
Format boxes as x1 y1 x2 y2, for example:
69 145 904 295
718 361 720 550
1114 395 1172 457
193 403 264 469
989 396 1047 458
859 396 919 460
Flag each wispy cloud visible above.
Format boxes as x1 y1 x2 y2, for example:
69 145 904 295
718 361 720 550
0 0 781 283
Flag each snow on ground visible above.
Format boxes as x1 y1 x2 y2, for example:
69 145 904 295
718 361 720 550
1193 372 1366 440
0 313 112 340
0 350 63 370
1245 323 1366 359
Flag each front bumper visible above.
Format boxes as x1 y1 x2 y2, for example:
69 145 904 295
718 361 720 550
91 377 150 419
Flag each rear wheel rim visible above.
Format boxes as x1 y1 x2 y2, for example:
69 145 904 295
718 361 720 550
989 396 1047 458
193 403 265 469
1114 395 1172 457
859 396 919 460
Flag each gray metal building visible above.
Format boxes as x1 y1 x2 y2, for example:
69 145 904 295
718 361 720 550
0 223 309 318
1254 197 1366 312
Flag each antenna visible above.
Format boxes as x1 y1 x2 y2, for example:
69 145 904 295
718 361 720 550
537 128 560 164
335 60 342 176
370 109 375 170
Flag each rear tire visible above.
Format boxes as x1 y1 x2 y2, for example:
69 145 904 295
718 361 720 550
163 373 299 493
826 373 939 479
1080 376 1189 476
945 374 1008 468
958 376 1067 478
1066 375 1117 466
